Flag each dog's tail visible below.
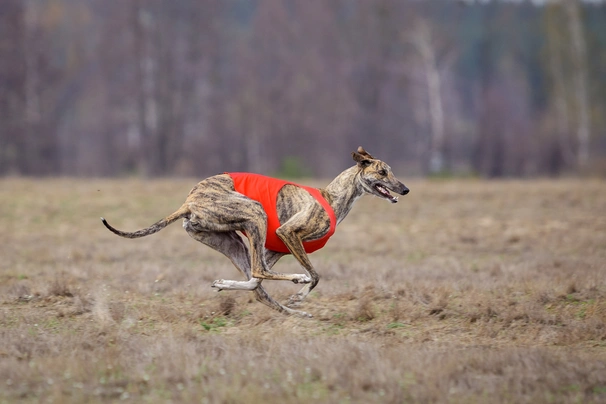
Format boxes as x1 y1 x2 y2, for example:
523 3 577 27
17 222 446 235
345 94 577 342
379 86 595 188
101 205 189 239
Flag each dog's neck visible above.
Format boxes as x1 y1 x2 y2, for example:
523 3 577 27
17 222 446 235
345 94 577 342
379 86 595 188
321 166 364 225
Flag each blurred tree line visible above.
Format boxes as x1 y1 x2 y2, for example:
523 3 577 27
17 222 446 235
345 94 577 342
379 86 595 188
0 0 605 178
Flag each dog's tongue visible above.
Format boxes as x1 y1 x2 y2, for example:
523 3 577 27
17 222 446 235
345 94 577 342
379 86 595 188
377 185 398 203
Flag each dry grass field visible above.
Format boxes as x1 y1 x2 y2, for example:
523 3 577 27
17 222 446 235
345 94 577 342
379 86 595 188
1 177 605 403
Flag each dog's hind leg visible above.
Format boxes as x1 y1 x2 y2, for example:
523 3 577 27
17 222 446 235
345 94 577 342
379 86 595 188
185 227 260 290
184 224 311 317
251 250 311 317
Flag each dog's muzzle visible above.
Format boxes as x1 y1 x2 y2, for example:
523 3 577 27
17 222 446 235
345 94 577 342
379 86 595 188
374 182 409 203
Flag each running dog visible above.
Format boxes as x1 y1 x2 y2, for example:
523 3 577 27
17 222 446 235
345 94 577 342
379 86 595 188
101 147 409 317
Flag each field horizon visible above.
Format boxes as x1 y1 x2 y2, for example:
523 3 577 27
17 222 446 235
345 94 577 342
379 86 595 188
1 177 605 403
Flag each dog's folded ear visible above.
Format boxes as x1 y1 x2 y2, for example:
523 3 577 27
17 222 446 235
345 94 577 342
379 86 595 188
352 149 372 167
356 146 374 159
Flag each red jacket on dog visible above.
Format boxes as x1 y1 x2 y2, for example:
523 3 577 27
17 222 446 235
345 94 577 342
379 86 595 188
228 173 336 254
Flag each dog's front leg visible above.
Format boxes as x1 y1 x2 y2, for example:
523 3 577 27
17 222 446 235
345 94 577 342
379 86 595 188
275 226 320 308
230 208 311 285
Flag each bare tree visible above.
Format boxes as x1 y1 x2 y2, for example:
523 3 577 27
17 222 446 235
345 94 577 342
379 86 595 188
544 3 575 172
405 18 453 175
565 0 591 169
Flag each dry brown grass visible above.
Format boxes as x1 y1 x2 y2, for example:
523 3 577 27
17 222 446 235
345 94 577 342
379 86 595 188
1 177 605 403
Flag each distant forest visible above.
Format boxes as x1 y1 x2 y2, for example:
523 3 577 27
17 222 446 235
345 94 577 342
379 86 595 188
1 0 605 178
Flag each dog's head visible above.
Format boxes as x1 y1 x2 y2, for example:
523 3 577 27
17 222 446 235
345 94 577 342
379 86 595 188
352 146 409 203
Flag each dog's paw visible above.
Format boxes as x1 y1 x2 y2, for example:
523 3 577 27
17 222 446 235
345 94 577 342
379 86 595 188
211 280 224 291
290 309 312 318
291 274 312 284
283 306 312 318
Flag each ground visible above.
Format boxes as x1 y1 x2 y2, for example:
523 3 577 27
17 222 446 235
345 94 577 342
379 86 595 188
0 177 605 403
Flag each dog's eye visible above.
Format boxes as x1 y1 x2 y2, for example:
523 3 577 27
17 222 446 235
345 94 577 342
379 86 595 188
378 169 387 176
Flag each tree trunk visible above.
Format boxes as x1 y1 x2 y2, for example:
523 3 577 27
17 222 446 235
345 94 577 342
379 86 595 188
565 1 591 169
132 0 159 177
544 4 575 172
409 19 446 175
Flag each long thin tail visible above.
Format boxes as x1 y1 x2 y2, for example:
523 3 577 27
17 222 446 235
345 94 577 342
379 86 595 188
101 205 189 239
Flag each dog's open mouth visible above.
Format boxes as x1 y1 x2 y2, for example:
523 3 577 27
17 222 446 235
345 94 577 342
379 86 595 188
374 184 398 203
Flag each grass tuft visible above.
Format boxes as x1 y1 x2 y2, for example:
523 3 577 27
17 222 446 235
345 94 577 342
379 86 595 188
352 295 375 322
48 276 74 297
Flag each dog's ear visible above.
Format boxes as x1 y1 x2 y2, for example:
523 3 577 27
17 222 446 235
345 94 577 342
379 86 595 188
356 146 374 159
352 150 372 168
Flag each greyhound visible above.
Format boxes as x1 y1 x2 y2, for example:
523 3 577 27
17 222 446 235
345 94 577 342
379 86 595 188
101 147 409 317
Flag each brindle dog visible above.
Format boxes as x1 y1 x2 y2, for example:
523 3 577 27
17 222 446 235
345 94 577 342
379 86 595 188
101 147 409 317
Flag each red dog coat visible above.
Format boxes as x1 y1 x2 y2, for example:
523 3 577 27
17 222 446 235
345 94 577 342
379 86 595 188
228 173 336 254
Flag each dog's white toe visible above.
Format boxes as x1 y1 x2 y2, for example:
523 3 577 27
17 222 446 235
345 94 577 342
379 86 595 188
292 274 312 284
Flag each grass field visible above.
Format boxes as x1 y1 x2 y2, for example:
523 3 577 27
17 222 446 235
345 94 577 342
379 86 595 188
1 177 605 403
